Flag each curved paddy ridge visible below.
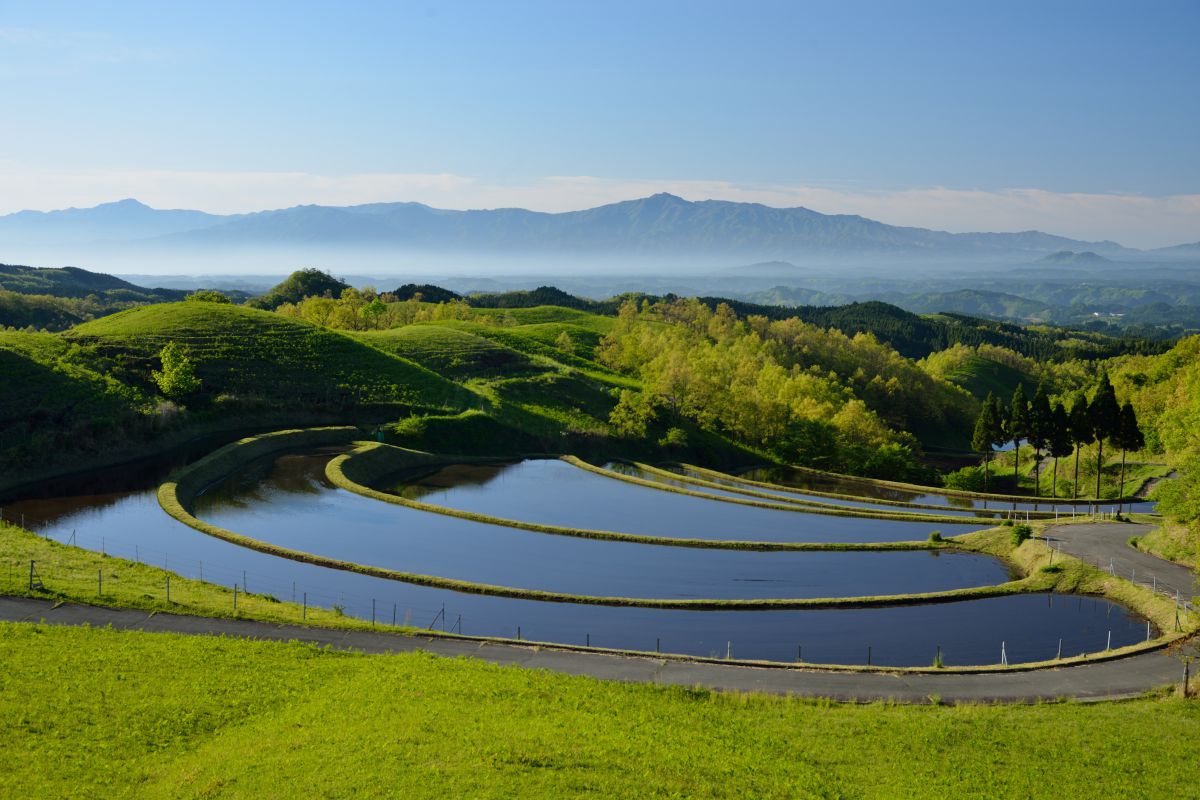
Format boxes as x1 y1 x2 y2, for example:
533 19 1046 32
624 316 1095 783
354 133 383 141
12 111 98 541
733 465 1159 514
4 446 1155 666
380 459 985 543
192 452 1015 600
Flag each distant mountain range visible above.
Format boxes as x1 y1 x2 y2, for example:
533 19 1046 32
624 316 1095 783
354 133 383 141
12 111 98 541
1 194 1196 263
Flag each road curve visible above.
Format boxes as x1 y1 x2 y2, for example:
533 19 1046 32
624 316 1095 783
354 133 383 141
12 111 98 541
1044 523 1197 605
2 596 1193 704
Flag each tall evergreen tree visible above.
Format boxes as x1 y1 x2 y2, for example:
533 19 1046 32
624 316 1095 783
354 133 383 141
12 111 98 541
1008 384 1029 490
1089 372 1122 499
1114 401 1145 513
987 393 1007 464
1047 402 1073 499
971 393 1002 490
1027 384 1052 497
1067 392 1093 500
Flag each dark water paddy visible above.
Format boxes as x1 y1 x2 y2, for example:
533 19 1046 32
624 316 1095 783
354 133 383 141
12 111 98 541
193 453 1013 599
381 459 984 542
734 466 1158 515
1 448 1153 666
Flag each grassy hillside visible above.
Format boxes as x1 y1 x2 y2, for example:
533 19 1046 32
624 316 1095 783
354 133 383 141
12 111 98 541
354 325 544 380
0 331 142 468
68 302 470 410
923 348 1030 401
3 622 1198 799
0 263 200 331
0 263 182 299
468 304 617 332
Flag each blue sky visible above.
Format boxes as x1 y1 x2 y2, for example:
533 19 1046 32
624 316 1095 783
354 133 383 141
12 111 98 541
1 1 1198 245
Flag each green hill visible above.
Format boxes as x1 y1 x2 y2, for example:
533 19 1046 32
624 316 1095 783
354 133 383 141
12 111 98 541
930 351 1029 401
354 325 543 380
0 331 142 470
0 263 183 300
68 303 470 411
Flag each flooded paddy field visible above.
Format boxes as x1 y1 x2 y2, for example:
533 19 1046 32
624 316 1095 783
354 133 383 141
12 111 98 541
1 447 1153 666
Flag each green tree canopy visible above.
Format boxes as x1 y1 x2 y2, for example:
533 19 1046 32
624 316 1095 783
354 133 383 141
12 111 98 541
1067 392 1093 500
185 290 231 303
1088 372 1122 498
151 341 201 400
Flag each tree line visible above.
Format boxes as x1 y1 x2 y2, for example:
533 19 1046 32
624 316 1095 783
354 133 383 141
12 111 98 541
971 372 1144 502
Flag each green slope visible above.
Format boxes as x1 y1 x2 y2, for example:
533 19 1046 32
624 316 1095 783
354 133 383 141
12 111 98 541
3 623 1199 799
937 353 1030 401
354 325 544 380
0 332 142 469
68 303 471 410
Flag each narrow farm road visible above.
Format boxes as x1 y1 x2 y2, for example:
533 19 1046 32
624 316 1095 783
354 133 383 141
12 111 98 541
1 596 1193 704
1044 523 1197 605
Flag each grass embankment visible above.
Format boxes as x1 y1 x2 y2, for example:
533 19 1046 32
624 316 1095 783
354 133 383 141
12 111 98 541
1132 520 1200 570
667 461 1058 518
3 622 1199 799
705 460 1146 506
598 458 1028 521
332 442 956 549
998 448 1172 501
0 520 377 630
957 524 1196 637
160 434 1008 609
564 456 984 526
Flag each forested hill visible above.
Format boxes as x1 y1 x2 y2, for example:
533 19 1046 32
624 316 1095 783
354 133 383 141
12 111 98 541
461 285 1166 362
0 263 250 331
0 263 184 300
687 297 1167 361
1 261 1170 365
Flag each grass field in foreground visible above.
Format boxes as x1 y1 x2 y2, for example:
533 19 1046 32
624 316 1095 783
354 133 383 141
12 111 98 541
2 622 1198 800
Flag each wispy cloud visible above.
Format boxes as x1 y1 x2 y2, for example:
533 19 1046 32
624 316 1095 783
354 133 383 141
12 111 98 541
0 165 1196 248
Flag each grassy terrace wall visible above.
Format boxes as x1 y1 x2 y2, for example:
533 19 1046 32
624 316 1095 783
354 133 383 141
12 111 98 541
628 460 1058 519
564 457 988 526
153 431 1193 660
683 462 1145 507
159 433 1008 609
162 426 360 509
3 514 1192 674
330 443 953 551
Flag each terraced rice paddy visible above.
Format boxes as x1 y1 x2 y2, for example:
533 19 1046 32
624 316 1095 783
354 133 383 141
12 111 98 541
601 462 998 518
378 459 984 542
1 445 1155 666
731 466 1158 514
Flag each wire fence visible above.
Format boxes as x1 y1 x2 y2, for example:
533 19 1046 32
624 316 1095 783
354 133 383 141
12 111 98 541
1043 538 1197 623
5 523 462 634
2 516 1185 668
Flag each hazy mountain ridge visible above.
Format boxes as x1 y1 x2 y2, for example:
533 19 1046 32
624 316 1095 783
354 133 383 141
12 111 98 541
2 194 1192 261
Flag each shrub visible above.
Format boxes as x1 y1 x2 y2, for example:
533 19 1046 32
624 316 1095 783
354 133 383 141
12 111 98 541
658 427 688 449
1011 524 1032 547
186 289 231 303
928 531 943 543
942 465 987 492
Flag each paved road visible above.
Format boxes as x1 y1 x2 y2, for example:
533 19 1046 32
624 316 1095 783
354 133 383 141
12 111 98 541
1045 523 1198 605
2 596 1193 704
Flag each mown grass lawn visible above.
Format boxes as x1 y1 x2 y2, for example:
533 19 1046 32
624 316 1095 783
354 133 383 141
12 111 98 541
1 621 1197 799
